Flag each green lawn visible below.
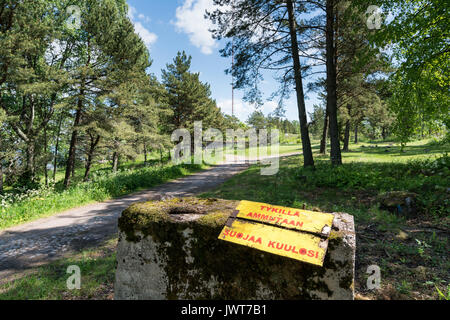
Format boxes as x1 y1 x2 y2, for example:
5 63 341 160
337 138 448 163
224 143 304 157
47 150 169 186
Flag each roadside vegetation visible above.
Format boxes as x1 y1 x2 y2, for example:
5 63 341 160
0 161 206 230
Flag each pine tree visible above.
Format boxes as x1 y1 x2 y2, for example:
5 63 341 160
61 0 150 187
247 110 268 133
161 51 224 133
0 0 72 185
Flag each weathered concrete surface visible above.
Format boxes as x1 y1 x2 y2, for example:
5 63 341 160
115 198 356 300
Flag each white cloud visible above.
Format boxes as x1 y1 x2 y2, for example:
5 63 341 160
138 13 151 23
127 5 136 20
261 101 279 115
174 0 217 55
218 99 250 120
128 5 157 48
134 21 158 46
217 99 278 122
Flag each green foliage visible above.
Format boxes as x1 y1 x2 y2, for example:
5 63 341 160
222 114 246 130
161 51 224 132
0 0 176 191
366 0 450 143
244 109 300 135
390 68 449 146
435 285 450 300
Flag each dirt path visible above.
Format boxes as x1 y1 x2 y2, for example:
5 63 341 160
0 154 299 282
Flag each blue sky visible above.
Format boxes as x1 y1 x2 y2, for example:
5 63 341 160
127 0 323 122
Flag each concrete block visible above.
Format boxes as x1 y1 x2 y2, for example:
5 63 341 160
114 197 355 300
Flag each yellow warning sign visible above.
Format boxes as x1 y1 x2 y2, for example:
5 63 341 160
235 200 334 236
218 219 328 266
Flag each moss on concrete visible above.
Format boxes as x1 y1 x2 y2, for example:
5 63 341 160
118 197 353 299
118 197 236 243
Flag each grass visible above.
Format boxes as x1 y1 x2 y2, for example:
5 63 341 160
0 138 448 300
0 238 117 300
0 163 207 230
223 144 303 157
201 142 304 165
1 139 303 229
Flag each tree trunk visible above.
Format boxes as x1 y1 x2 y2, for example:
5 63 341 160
83 134 100 182
343 120 350 152
354 124 358 144
326 0 342 165
64 92 84 189
25 141 36 182
286 0 314 168
53 114 63 182
0 160 3 194
143 142 148 166
320 111 329 154
160 148 163 164
44 127 48 187
64 41 90 189
112 152 119 173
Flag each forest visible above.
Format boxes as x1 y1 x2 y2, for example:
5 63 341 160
0 0 448 192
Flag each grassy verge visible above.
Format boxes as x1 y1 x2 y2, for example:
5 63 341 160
0 163 207 230
202 143 304 166
223 144 303 157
